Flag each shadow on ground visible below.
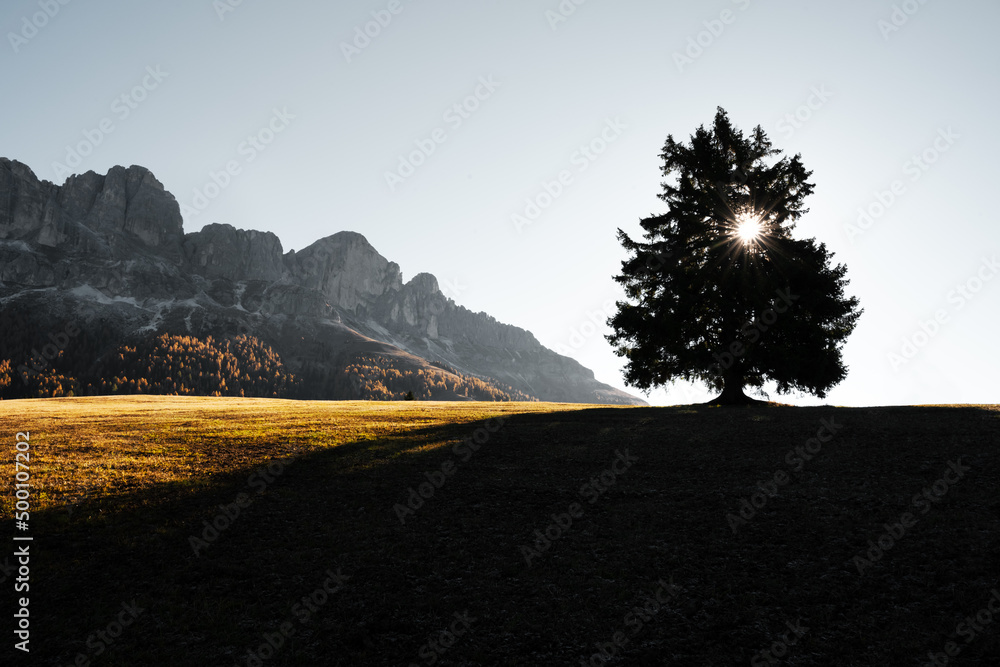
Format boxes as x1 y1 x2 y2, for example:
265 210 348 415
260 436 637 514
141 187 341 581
23 404 1000 666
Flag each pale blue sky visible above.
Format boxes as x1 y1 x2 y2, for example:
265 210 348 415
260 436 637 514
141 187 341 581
3 0 998 406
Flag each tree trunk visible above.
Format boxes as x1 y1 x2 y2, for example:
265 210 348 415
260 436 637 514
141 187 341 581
707 367 758 405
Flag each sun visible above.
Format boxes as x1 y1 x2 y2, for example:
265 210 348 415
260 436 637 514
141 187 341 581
734 212 763 244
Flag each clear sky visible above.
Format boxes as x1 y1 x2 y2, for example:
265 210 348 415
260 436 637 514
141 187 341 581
3 0 998 406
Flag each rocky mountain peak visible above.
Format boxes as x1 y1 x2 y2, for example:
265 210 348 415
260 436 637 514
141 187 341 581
0 158 42 183
284 231 402 314
183 223 285 282
78 165 183 251
406 272 440 294
0 160 183 259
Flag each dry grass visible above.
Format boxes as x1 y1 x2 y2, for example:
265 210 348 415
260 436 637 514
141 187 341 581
0 396 588 516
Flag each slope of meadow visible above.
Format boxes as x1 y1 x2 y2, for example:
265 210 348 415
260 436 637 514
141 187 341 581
1 397 998 666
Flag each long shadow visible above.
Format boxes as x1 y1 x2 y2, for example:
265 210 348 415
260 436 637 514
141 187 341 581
31 407 617 665
23 404 1000 666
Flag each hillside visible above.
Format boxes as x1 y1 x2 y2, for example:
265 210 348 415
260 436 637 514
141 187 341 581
0 327 534 402
3 397 998 665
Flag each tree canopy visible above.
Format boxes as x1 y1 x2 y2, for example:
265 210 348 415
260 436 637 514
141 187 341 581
607 107 862 404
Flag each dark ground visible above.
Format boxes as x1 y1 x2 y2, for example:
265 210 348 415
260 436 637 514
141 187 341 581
3 398 999 666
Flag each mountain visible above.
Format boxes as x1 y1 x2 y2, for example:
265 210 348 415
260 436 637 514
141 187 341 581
0 158 645 404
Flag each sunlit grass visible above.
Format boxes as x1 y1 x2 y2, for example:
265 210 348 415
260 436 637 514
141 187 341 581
0 396 602 515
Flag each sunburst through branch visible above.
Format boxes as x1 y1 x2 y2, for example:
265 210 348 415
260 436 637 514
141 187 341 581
734 211 763 244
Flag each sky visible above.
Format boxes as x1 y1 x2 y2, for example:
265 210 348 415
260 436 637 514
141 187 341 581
2 0 998 407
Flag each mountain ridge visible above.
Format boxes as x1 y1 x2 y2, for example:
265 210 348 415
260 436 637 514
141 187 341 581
0 158 645 405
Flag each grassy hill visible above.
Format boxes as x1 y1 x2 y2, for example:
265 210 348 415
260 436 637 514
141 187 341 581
2 397 999 665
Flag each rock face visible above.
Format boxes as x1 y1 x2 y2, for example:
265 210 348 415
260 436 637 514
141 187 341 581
377 273 447 338
0 158 646 405
0 160 59 243
285 232 403 315
184 223 284 282
0 159 184 261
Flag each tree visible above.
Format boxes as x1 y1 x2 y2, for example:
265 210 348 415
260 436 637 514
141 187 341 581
0 359 12 399
607 107 862 404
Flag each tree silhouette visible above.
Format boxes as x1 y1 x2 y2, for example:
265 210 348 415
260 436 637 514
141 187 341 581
608 107 862 404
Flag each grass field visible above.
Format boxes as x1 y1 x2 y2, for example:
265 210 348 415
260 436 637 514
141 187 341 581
2 397 999 666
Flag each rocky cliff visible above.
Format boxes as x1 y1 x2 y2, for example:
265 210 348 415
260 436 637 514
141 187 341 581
1 159 184 260
0 159 645 405
285 232 403 315
183 223 284 282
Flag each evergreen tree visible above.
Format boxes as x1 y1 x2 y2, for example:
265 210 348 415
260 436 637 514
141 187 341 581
608 107 862 404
